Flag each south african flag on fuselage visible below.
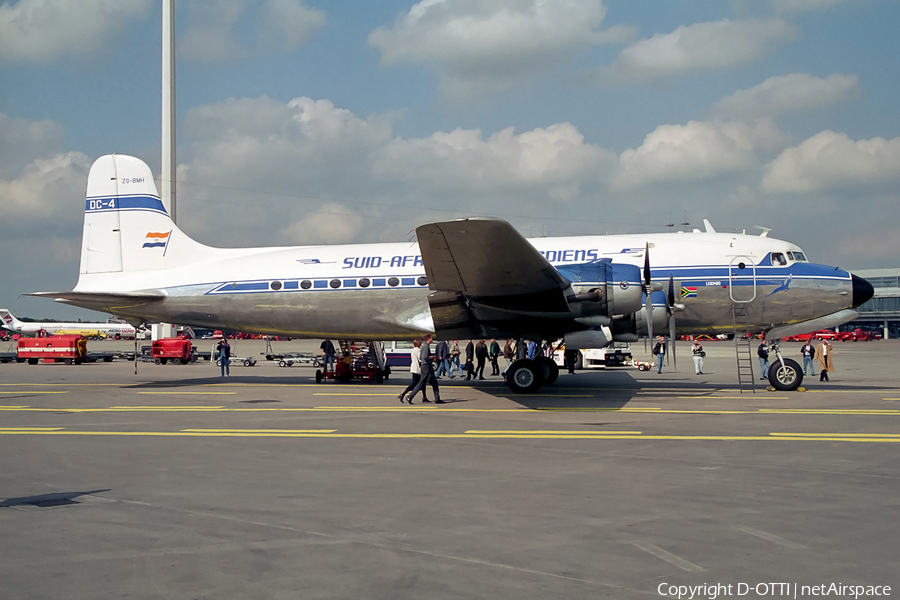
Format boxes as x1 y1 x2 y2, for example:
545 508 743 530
681 286 697 298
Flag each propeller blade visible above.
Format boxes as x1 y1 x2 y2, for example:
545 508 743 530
643 242 651 288
669 311 677 371
667 274 676 314
645 290 653 349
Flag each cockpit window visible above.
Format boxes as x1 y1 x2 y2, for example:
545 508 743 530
787 251 808 262
771 252 787 266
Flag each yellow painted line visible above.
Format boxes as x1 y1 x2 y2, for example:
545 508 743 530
0 431 898 442
0 427 64 431
137 391 236 395
759 408 900 415
678 396 789 400
0 391 68 394
465 430 642 435
771 432 900 438
314 393 417 397
181 429 336 433
111 405 224 409
0 383 124 387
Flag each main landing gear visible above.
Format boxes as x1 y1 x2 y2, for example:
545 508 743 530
766 341 804 391
503 346 559 394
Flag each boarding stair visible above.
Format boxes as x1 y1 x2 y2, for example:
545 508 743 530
732 304 756 393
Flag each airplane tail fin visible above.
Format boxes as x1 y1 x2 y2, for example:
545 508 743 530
79 154 215 279
0 308 21 330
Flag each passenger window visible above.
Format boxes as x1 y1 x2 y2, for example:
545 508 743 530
771 253 786 266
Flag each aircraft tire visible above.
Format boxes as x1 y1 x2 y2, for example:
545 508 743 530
505 359 544 394
768 358 803 391
535 356 559 385
315 369 323 384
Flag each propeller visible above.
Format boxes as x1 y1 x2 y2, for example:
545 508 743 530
667 274 677 370
643 243 653 347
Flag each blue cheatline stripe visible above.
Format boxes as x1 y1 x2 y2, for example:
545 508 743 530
85 194 168 215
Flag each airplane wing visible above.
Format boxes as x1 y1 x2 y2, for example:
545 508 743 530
415 218 573 338
416 218 569 300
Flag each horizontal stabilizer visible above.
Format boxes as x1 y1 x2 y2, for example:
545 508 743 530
28 290 165 314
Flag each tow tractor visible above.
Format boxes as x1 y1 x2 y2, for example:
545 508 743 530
315 340 388 383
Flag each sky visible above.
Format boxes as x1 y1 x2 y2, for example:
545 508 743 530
1 0 899 320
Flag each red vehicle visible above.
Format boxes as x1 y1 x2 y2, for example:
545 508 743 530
151 338 195 365
838 328 880 341
18 335 87 365
781 333 813 342
812 329 838 340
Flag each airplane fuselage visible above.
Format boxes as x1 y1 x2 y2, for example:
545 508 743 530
72 231 854 340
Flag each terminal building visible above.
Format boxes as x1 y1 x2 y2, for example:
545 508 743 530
847 268 900 339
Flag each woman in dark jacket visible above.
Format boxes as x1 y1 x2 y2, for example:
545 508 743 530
474 339 488 380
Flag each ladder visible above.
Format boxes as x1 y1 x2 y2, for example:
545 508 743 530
732 304 756 393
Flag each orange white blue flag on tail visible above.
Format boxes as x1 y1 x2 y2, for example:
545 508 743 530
142 231 171 249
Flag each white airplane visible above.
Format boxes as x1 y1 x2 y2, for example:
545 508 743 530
0 308 136 339
32 154 873 392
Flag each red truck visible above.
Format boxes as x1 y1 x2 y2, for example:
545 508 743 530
18 335 88 365
151 338 196 365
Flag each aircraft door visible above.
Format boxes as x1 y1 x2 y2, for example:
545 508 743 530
728 256 757 303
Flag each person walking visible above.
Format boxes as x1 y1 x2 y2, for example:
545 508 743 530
691 339 704 375
217 338 231 377
403 334 444 403
816 338 834 382
489 339 501 375
434 339 451 379
474 339 488 380
320 339 336 372
501 339 514 375
398 339 428 403
800 340 816 376
564 346 579 374
653 337 666 374
464 339 475 380
757 341 769 380
449 340 461 377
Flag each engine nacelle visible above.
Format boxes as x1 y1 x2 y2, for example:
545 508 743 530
565 327 611 349
557 260 642 318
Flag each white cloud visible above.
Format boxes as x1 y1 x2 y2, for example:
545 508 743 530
0 113 65 178
0 151 90 226
258 0 326 51
613 119 785 189
712 73 860 118
762 131 900 193
368 0 624 98
599 18 799 83
0 0 152 63
176 96 620 245
180 0 325 62
772 0 850 13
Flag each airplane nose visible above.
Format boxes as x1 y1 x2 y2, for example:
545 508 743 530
851 274 874 308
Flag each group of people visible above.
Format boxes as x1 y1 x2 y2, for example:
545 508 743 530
656 336 837 382
396 337 525 404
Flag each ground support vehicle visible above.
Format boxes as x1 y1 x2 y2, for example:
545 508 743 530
216 354 257 367
315 340 387 384
151 338 196 365
550 342 633 370
18 335 88 365
269 352 318 367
